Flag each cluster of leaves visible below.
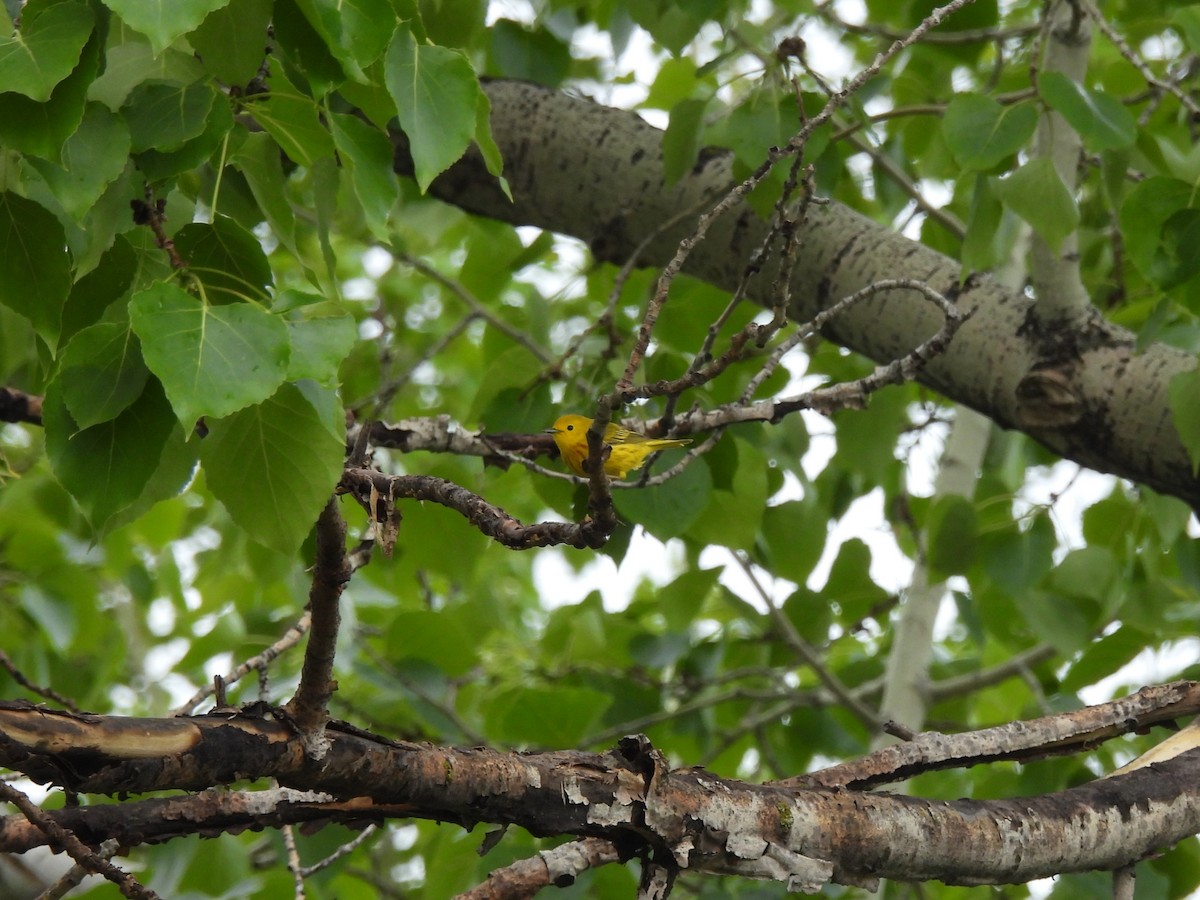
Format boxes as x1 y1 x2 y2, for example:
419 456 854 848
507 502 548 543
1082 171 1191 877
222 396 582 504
1 0 1200 896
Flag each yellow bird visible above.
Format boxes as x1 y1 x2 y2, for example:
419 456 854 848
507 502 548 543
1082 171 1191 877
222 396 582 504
546 414 691 479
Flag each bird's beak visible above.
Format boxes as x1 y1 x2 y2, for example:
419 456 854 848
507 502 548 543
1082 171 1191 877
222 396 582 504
544 427 559 434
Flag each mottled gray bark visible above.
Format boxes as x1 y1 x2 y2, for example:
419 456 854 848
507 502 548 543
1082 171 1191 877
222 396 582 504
393 80 1200 507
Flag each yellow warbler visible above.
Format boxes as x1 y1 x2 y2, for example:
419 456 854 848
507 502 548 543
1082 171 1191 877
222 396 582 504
546 414 691 479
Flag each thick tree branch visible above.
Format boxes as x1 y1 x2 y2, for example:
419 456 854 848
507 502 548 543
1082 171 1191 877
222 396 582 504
2 691 1200 889
392 79 1200 506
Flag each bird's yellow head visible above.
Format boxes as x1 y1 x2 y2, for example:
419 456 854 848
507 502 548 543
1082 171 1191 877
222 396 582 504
546 414 598 477
547 414 592 437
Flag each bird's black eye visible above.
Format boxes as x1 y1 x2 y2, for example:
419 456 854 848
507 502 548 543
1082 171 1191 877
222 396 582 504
566 424 574 430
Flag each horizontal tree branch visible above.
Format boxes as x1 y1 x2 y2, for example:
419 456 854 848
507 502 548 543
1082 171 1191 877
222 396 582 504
783 680 1200 789
0 787 391 853
1 693 1198 889
339 467 614 549
391 80 1200 506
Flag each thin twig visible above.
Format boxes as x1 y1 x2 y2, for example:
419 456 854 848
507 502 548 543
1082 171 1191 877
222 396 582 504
173 610 312 716
733 552 882 731
814 2 1038 45
841 129 966 239
283 821 306 899
399 253 558 367
1078 0 1200 120
37 838 120 900
298 825 378 878
615 0 983 393
0 782 158 900
0 650 80 712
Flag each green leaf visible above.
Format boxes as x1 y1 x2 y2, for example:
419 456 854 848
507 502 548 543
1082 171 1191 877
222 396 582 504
20 585 75 652
981 511 1056 596
1173 6 1200 55
132 91 233 181
270 0 346 96
927 495 978 578
0 0 94 101
1013 588 1092 655
761 498 826 585
0 25 97 160
103 418 201 532
943 94 1036 171
293 0 393 74
43 376 176 529
310 155 340 291
628 631 691 668
86 42 206 110
386 607 488 678
613 451 712 542
385 22 482 192
0 191 71 344
172 218 273 305
468 346 546 431
247 61 334 167
686 439 769 551
190 0 273 86
822 538 891 626
711 89 802 169
653 567 721 630
61 234 137 345
487 19 570 87
1038 71 1136 152
201 383 345 553
961 172 1004 272
329 112 399 236
232 131 299 257
121 80 215 153
490 685 611 747
1050 546 1119 615
472 88 507 194
1120 176 1199 289
993 157 1079 253
101 0 235 55
662 97 707 186
1170 367 1200 475
29 102 131 222
129 283 290 427
285 315 357 383
644 56 704 110
58 323 149 429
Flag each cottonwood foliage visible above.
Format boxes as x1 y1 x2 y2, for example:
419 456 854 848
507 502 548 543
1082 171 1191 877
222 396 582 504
1 0 1200 897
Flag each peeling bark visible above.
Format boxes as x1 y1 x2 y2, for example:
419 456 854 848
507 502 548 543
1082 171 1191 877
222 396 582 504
2 695 1199 891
